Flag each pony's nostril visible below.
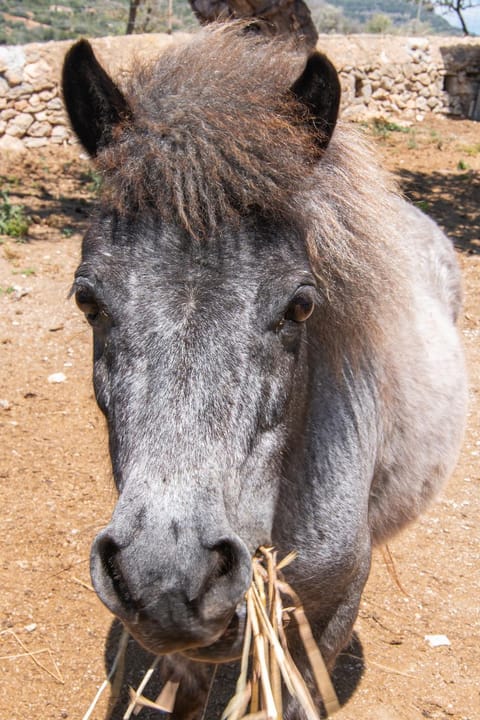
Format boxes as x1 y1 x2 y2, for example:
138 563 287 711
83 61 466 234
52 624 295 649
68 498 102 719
199 537 251 624
97 536 136 610
211 540 238 580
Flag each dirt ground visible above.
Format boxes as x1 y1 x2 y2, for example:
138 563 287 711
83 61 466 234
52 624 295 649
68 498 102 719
0 116 479 720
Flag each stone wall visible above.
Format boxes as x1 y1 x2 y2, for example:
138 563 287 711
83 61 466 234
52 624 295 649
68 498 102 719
329 35 480 121
0 32 479 152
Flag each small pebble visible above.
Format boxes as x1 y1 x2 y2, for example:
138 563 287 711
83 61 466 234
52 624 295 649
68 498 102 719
425 634 451 647
24 623 37 633
48 372 66 383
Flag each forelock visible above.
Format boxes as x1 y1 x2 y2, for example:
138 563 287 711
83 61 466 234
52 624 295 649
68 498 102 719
95 24 322 237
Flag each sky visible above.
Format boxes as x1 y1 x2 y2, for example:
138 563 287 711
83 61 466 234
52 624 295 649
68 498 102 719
436 4 480 35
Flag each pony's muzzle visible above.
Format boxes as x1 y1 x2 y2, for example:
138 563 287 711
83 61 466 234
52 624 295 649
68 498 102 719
89 526 252 655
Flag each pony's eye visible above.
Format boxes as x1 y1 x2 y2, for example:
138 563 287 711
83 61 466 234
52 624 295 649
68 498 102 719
75 288 100 325
284 287 315 323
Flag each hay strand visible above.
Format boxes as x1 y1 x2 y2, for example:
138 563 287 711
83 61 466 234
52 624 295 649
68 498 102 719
277 579 340 717
123 656 160 719
1 628 63 685
380 544 409 596
83 627 129 720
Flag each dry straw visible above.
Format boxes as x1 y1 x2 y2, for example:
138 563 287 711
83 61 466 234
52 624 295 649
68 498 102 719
82 547 340 719
221 547 340 720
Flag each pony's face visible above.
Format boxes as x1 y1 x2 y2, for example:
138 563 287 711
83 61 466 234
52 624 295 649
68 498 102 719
63 30 339 660
73 211 318 659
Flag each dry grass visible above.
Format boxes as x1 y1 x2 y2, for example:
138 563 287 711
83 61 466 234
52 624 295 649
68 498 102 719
222 547 339 720
0 628 64 684
82 548 339 719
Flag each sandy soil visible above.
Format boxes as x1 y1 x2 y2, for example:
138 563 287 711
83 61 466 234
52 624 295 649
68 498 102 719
0 116 479 720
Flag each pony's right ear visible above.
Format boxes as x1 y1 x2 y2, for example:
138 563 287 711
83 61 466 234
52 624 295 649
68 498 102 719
62 39 132 156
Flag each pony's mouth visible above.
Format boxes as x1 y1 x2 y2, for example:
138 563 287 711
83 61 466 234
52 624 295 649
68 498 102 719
182 604 247 663
123 602 247 663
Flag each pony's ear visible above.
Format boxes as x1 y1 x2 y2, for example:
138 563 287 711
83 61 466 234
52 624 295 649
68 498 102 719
62 39 132 156
290 52 341 150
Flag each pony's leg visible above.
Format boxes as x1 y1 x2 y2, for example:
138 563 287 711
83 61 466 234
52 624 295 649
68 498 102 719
155 656 210 720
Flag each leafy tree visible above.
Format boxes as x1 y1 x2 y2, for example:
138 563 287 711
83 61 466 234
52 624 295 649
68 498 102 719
366 12 393 32
187 0 319 48
126 0 143 33
427 0 479 34
309 1 358 33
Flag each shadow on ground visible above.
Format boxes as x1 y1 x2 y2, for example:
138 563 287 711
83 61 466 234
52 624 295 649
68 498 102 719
1 164 96 239
102 621 365 719
396 168 480 254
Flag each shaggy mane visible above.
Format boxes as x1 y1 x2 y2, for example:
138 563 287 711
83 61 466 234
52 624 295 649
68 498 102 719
95 24 408 361
97 25 320 235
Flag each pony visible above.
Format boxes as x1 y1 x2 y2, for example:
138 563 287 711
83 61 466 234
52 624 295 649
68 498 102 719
62 24 467 718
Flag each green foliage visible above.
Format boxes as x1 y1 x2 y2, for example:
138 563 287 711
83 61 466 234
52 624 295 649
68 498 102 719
0 0 198 44
2 175 21 187
365 13 392 32
457 159 469 170
407 133 418 149
86 169 103 195
460 143 480 156
371 119 411 137
415 200 430 212
429 0 479 35
0 0 463 44
0 0 130 43
0 192 30 240
310 2 357 33
12 267 36 276
310 0 461 34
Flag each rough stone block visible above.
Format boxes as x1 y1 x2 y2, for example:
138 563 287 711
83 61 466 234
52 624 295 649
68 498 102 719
419 86 432 98
47 97 62 110
381 77 394 91
39 90 55 101
14 100 29 112
9 83 34 99
372 88 389 101
390 94 407 110
24 59 51 82
408 38 429 51
27 120 51 137
6 112 34 137
0 45 25 81
4 68 24 86
1 109 17 121
361 83 372 101
29 94 43 108
51 125 69 139
24 136 48 148
0 133 26 153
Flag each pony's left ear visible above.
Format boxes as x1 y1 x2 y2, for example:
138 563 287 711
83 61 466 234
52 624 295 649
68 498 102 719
290 52 341 150
62 39 132 156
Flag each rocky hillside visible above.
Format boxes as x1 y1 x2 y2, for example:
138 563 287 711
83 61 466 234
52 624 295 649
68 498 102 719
0 0 460 44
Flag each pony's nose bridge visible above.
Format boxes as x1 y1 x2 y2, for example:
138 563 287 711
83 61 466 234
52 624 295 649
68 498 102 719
90 521 252 627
